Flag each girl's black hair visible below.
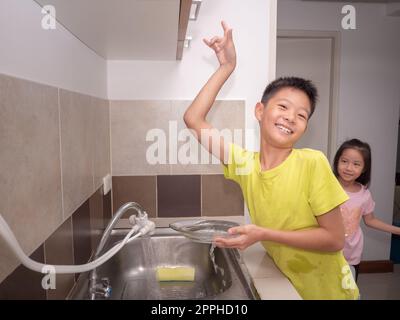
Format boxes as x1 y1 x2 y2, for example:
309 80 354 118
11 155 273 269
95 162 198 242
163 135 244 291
333 138 372 188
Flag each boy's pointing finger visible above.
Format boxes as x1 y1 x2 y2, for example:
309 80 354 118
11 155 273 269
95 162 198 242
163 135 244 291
221 20 229 32
221 21 233 39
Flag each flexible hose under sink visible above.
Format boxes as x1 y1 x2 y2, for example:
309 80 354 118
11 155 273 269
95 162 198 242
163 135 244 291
0 214 143 274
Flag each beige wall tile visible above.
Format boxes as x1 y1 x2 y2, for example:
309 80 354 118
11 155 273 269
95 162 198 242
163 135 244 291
44 217 75 300
170 100 245 175
92 97 110 190
0 74 63 283
201 175 244 216
207 100 246 139
110 100 172 176
110 100 244 176
60 89 94 217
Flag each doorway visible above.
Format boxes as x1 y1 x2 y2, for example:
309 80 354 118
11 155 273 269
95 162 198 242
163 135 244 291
391 115 400 263
276 31 340 162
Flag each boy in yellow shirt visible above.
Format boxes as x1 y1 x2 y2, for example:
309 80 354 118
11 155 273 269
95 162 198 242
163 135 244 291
183 21 359 300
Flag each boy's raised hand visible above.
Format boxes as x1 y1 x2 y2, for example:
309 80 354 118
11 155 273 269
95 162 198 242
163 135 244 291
203 21 236 69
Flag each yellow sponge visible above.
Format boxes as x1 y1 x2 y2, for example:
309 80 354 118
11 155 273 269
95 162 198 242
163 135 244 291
156 266 195 282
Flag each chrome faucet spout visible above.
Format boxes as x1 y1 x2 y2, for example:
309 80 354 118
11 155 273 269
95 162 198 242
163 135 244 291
94 202 146 258
88 202 147 299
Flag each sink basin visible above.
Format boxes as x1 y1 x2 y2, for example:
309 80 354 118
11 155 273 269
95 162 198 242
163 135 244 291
68 228 259 300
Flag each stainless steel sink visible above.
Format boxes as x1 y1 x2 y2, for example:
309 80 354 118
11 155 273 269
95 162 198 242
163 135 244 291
68 228 259 300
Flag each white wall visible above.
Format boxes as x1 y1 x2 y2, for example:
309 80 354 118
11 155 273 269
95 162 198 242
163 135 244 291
0 0 107 99
397 124 400 172
108 0 277 150
278 0 400 261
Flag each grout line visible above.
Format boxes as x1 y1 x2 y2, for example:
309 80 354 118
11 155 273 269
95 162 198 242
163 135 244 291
109 100 112 176
57 88 65 221
65 281 77 300
109 100 114 216
64 216 77 300
200 175 203 217
91 97 95 194
155 175 158 218
43 241 49 300
70 214 75 264
69 215 76 285
43 241 47 265
70 216 75 266
110 185 114 217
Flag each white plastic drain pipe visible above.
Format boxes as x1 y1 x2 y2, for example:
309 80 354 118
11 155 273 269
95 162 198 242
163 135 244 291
0 214 155 274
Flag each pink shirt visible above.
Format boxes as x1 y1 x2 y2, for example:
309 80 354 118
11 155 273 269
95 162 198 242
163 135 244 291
340 183 375 265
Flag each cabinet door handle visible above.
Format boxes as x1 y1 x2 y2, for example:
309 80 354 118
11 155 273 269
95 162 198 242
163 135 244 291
189 0 202 21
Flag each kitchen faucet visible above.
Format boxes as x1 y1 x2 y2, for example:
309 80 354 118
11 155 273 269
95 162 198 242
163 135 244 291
88 202 154 299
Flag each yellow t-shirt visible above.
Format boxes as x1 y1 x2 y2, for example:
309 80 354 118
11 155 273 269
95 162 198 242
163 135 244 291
223 143 359 300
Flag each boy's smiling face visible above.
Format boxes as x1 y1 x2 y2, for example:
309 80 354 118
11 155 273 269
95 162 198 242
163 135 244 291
255 87 312 149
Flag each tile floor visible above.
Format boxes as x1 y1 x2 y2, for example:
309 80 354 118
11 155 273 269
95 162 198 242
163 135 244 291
357 264 400 300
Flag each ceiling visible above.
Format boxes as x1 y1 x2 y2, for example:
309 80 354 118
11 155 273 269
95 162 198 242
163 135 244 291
34 0 180 60
300 0 400 15
34 0 399 60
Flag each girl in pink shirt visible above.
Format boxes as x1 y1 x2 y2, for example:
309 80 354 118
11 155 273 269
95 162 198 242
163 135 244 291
333 139 400 280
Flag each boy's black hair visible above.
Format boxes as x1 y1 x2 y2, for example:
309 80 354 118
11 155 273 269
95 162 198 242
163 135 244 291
261 77 318 118
333 138 372 188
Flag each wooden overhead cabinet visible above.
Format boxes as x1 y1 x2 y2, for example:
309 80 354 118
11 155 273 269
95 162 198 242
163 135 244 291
176 0 192 60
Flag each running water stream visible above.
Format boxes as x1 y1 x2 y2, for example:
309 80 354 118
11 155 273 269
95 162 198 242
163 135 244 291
140 237 160 298
209 243 226 290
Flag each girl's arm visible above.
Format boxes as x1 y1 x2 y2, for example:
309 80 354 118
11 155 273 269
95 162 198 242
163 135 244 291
214 206 345 252
363 212 400 235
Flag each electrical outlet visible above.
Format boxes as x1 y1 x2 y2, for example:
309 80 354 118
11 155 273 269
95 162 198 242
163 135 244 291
103 174 112 195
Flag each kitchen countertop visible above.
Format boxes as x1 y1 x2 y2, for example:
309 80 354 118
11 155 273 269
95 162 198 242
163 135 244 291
116 215 302 300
